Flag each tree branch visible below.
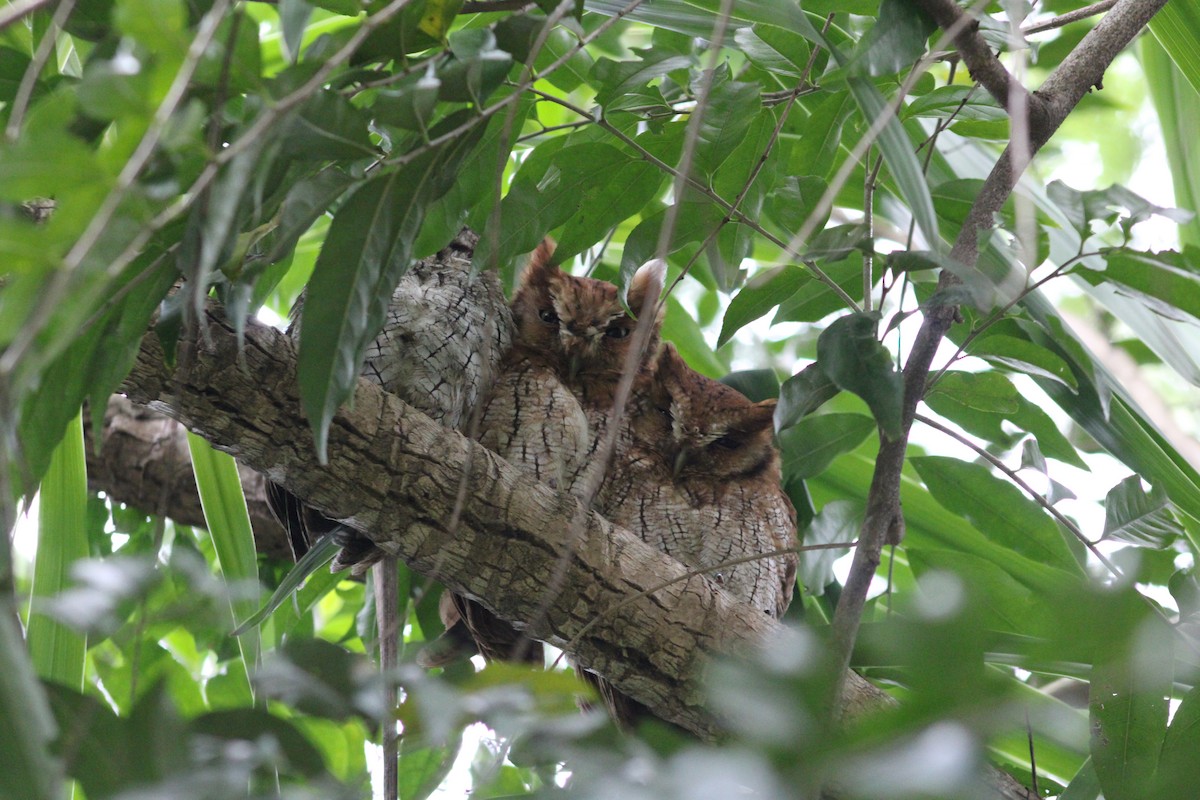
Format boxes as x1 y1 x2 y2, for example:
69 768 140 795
829 0 1169 724
912 0 1044 124
84 395 293 561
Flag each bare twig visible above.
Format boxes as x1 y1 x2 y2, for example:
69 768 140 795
1022 0 1118 36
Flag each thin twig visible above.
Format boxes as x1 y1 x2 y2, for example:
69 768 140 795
0 0 54 31
1022 0 1118 36
913 413 1121 575
460 0 535 12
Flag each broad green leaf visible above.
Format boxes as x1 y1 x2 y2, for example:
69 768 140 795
779 413 874 480
693 68 761 178
1101 476 1183 548
1075 249 1200 325
775 363 839 431
718 266 807 347
1142 37 1200 249
787 90 853 180
0 608 60 800
1089 626 1172 800
857 0 935 77
187 432 259 700
816 312 902 440
280 90 377 161
734 24 811 79
190 709 325 777
438 29 513 104
16 254 178 496
234 536 340 635
480 142 633 274
903 85 1005 123
1153 685 1200 798
968 333 1078 390
590 48 692 108
27 411 88 690
797 499 857 594
1060 758 1102 800
1148 1 1200 97
927 370 1019 414
397 739 463 800
719 369 779 402
554 157 665 263
766 175 830 233
372 69 442 132
911 456 1080 574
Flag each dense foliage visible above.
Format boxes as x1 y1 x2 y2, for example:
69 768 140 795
4 0 1200 798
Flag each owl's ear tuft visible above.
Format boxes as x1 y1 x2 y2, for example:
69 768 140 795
628 258 667 314
521 238 559 286
736 399 777 434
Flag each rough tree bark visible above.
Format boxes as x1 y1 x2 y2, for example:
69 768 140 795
84 395 292 560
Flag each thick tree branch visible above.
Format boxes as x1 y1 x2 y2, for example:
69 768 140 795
119 304 889 739
912 0 1044 125
830 0 1168 724
84 395 293 560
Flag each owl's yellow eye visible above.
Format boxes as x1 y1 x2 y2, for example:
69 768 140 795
539 309 559 324
605 325 630 339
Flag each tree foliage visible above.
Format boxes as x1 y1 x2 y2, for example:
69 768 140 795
4 0 1200 798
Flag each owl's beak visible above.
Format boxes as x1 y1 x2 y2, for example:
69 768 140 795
672 448 691 479
568 354 582 381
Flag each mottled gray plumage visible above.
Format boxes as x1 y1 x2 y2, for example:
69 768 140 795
269 229 512 572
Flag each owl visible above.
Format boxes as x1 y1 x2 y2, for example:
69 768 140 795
610 342 798 616
446 244 668 667
588 342 799 725
269 228 513 572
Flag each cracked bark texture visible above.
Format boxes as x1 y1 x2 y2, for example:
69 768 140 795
120 304 890 739
84 395 292 560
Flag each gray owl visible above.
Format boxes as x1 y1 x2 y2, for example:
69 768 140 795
268 229 512 572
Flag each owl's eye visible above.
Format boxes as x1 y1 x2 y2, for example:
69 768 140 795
656 406 672 421
538 309 559 324
712 435 740 450
605 325 630 339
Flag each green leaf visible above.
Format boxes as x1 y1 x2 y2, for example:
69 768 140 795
816 312 902 439
968 333 1078 390
1149 1 1200 97
554 157 665 263
1090 628 1172 800
1075 248 1200 325
281 90 377 161
787 90 853 180
186 432 259 700
772 255 862 324
438 29 513 104
903 85 1005 123
693 68 761 178
1100 476 1183 548
0 610 60 800
397 739 462 800
719 369 778 402
1153 685 1200 798
775 363 839 431
26 411 88 690
718 266 806 347
797 500 858 594
734 24 811 78
858 0 935 76
297 119 484 459
779 413 874 481
233 536 340 635
911 456 1080 574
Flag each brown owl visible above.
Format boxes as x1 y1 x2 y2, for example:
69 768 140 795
610 342 798 617
453 243 667 667
589 343 799 726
